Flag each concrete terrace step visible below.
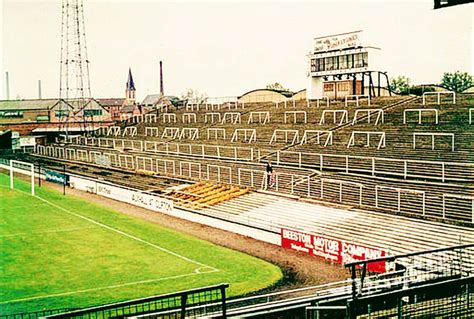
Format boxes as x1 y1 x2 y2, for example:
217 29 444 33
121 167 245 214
200 192 474 256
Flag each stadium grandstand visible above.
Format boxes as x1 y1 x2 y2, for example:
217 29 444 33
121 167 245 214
2 87 471 317
1 1 473 318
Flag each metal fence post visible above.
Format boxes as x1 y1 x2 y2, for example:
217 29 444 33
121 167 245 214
422 193 426 216
442 195 446 219
307 177 311 197
38 162 41 187
180 293 188 318
339 182 343 202
375 187 379 208
221 285 227 318
321 179 324 199
291 175 294 194
442 162 445 182
472 200 474 224
372 158 375 176
397 190 401 212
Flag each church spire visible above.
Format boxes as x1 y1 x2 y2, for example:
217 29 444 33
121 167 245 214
125 67 136 103
126 67 136 91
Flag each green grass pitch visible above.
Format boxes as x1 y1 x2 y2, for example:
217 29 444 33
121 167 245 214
0 173 282 314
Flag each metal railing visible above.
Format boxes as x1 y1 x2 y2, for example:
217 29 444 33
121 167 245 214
43 284 228 319
31 145 474 223
66 137 474 183
272 149 474 183
0 308 78 319
340 244 474 319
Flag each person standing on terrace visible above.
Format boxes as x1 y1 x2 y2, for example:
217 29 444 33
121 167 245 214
266 160 275 188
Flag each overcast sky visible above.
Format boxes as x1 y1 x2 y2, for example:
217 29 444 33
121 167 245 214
1 0 473 101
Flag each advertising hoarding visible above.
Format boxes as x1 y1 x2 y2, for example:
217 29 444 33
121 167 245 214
281 228 386 273
96 182 174 214
314 31 362 52
45 169 68 185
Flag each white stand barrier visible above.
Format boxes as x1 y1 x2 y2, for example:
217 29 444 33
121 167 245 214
403 109 439 124
422 91 455 105
284 111 307 124
230 129 256 143
347 131 386 149
413 132 455 151
269 129 299 145
300 130 333 146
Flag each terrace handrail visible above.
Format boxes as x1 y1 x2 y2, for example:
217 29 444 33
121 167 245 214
352 109 384 125
44 283 229 318
345 243 474 302
422 91 456 105
347 131 386 149
344 243 474 268
442 193 474 223
403 108 439 124
68 138 474 183
345 94 371 107
413 132 455 151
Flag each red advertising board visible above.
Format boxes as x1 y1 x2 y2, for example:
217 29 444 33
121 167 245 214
281 228 386 273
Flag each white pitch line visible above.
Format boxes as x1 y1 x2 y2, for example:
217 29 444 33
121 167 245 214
2 184 218 272
1 269 219 304
0 226 95 238
34 195 218 271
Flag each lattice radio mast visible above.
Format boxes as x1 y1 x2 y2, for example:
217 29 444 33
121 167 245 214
59 0 92 136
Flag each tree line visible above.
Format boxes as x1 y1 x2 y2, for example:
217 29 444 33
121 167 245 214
390 71 473 95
